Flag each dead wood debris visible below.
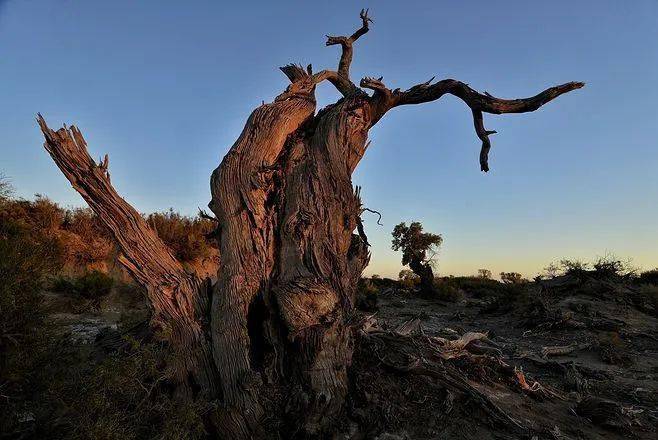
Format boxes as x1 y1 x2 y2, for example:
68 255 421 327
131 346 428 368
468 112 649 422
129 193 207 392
348 272 657 439
541 343 590 357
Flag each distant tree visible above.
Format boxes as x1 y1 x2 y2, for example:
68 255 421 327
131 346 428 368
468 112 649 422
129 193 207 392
500 272 524 284
477 269 492 280
391 222 442 294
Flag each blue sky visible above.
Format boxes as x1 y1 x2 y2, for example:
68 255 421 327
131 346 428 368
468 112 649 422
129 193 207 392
1 0 657 278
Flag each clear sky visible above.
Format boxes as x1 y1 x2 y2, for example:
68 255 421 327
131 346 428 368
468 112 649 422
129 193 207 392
1 0 657 278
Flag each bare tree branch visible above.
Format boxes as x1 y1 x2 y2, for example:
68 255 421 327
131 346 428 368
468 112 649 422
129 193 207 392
393 79 584 113
361 207 383 226
364 78 584 171
37 114 204 320
472 109 497 172
310 69 356 97
319 9 373 96
326 8 372 78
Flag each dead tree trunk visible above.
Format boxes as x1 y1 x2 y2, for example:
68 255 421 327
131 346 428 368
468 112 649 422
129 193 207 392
39 10 582 439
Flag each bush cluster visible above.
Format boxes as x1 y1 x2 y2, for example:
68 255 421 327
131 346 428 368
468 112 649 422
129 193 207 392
52 270 115 300
147 209 216 262
0 193 217 270
1 187 214 439
0 209 63 354
2 331 209 439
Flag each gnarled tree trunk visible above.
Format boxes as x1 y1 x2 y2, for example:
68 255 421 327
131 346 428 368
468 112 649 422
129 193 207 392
409 256 435 295
39 10 582 439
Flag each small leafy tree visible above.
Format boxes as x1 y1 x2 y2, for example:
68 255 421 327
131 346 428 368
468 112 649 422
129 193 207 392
391 222 442 294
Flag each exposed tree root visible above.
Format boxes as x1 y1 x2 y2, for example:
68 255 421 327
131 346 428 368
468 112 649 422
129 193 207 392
349 323 537 438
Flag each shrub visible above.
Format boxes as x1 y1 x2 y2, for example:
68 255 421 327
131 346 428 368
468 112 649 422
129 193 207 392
52 270 115 300
0 174 12 200
2 334 208 440
541 262 561 279
477 269 492 280
432 278 463 302
0 218 63 350
398 269 420 289
559 259 590 275
592 254 635 278
368 276 398 290
542 256 636 279
61 207 115 266
449 276 503 299
500 272 525 284
0 216 63 434
147 209 216 262
639 268 658 285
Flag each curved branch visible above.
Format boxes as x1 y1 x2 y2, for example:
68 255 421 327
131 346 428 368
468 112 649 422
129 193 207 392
311 69 356 97
361 207 383 226
394 79 584 113
366 78 584 171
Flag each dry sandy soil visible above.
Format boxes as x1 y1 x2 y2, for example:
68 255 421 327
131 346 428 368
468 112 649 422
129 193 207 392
345 275 657 439
42 274 656 439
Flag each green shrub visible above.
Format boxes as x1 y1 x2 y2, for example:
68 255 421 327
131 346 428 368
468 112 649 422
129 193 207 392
0 218 63 350
2 333 209 440
432 278 463 302
147 209 216 262
0 216 63 436
398 269 420 289
52 270 115 300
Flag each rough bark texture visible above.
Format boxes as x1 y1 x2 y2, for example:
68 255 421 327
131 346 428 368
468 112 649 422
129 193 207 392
39 10 582 439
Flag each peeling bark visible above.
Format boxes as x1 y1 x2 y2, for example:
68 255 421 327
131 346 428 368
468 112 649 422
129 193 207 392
39 10 582 439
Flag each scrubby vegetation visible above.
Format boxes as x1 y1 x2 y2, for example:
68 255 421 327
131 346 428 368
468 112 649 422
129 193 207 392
2 180 655 439
52 270 115 305
147 209 216 263
359 254 656 315
0 192 218 274
0 187 216 439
